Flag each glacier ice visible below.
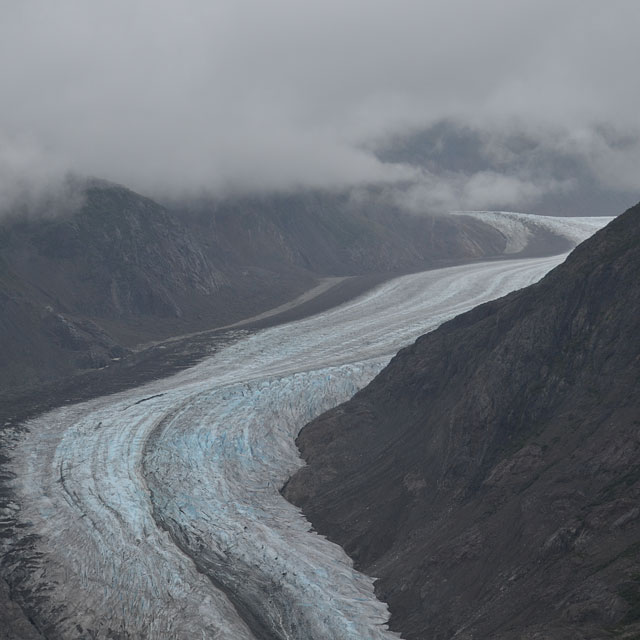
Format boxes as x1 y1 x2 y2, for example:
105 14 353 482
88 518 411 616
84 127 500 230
453 211 612 254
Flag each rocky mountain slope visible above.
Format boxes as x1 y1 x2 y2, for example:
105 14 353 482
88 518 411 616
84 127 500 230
284 203 640 639
1 183 224 395
0 180 510 397
182 190 507 275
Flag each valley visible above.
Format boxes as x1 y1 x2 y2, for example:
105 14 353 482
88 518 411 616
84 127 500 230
0 214 609 639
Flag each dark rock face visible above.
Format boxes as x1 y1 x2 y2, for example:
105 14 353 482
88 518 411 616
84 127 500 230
284 203 640 639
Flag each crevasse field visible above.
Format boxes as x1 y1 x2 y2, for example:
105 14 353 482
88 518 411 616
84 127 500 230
2 214 611 639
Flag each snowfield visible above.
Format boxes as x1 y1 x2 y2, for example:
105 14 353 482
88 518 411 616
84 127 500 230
2 214 611 638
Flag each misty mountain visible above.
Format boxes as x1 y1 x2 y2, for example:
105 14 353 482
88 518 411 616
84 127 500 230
0 183 227 395
284 203 640 638
178 189 508 275
0 179 511 397
376 121 640 217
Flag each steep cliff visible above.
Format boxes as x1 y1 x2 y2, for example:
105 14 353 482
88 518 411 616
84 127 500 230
285 203 640 639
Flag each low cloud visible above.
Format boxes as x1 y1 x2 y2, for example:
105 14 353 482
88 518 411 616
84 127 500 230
1 0 639 213
369 170 573 216
0 134 84 219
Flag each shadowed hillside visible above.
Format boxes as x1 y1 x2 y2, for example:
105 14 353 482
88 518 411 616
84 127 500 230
285 203 640 639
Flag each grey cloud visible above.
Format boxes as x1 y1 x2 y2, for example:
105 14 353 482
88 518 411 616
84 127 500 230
0 133 84 218
371 171 573 216
1 0 639 210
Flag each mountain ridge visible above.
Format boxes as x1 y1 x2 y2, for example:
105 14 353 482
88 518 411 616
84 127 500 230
284 202 640 639
0 181 513 397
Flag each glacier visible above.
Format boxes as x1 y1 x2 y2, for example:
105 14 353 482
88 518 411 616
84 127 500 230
1 213 611 639
453 212 612 254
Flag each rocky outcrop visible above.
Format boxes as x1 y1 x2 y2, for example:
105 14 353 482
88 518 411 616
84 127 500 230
284 203 640 638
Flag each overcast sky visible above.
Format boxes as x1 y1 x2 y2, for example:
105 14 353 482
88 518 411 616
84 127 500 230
1 0 639 212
